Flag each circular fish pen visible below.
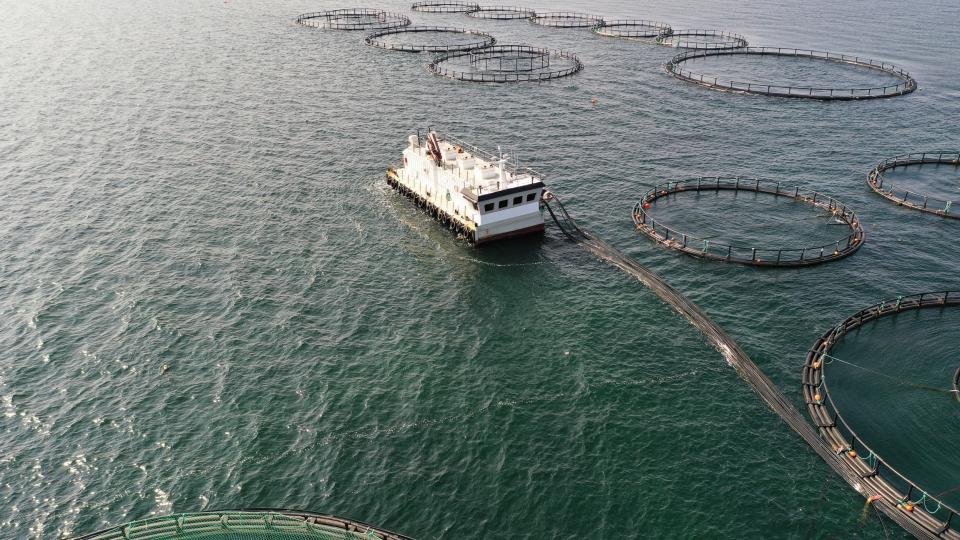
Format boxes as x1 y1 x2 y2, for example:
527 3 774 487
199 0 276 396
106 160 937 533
529 12 605 29
803 292 960 537
656 29 747 50
593 20 673 40
666 47 917 100
428 44 583 82
868 151 960 219
632 177 864 267
464 5 537 20
365 26 495 53
69 509 415 539
411 1 479 13
296 8 411 30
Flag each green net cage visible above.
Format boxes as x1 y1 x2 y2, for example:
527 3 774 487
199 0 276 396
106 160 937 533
71 510 414 540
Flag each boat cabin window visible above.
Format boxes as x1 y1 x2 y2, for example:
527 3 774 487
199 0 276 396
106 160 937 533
498 200 508 209
513 196 523 205
484 203 494 212
526 193 536 202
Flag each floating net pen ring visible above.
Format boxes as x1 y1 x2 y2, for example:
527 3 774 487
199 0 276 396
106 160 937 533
656 29 747 50
632 177 864 267
867 151 960 218
428 44 583 82
464 5 537 19
470 46 550 70
593 20 673 39
529 12 605 29
801 292 960 531
71 509 417 540
365 26 495 53
411 1 480 13
666 47 918 100
295 8 411 30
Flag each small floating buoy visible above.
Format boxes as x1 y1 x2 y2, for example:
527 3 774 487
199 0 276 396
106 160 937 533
643 203 651 209
900 502 914 512
814 392 822 402
848 450 858 458
591 98 598 106
812 360 822 369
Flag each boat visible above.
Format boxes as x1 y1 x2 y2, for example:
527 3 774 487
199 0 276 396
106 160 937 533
386 131 546 244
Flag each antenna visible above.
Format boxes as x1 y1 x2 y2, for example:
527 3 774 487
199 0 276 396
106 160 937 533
496 145 509 181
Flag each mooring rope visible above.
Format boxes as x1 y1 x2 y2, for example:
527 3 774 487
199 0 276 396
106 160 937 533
540 193 936 539
815 351 960 395
875 504 892 540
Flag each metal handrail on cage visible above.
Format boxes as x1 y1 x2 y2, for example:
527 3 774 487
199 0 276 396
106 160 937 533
632 177 864 267
867 151 960 219
665 47 917 100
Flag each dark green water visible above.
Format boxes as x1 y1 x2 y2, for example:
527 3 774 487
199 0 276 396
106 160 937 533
1 0 958 538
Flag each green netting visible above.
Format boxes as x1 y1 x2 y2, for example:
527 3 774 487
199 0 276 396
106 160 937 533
75 511 409 540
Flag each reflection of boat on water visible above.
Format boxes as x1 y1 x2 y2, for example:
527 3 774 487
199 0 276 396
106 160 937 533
387 131 545 244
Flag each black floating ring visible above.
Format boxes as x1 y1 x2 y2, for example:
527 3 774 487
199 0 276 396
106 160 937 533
412 1 480 13
365 26 495 53
666 47 917 100
802 292 960 533
428 44 583 83
656 29 747 50
867 151 959 218
296 8 411 30
529 11 604 29
593 20 673 40
464 5 537 19
632 177 865 267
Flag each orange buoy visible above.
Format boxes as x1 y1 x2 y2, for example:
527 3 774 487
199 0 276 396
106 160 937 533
903 503 915 512
643 203 651 209
848 450 858 458
812 360 822 369
591 98 598 105
814 392 822 402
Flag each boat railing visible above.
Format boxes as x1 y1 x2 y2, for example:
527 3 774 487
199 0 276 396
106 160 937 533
434 132 545 181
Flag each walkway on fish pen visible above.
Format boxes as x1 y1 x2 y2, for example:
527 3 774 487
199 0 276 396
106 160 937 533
541 192 952 539
803 293 960 538
70 509 415 540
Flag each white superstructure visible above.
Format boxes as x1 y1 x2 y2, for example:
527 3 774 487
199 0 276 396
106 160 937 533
387 131 546 244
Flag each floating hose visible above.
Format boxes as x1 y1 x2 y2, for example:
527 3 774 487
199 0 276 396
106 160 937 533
541 192 937 539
